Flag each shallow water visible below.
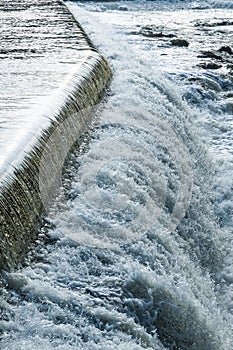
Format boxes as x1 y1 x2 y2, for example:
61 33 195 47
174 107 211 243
0 1 233 349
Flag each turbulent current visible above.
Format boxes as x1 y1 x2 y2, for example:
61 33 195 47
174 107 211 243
0 1 233 349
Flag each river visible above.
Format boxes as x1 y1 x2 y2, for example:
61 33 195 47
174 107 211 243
0 1 232 349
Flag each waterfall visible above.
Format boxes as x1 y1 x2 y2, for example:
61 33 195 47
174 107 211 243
0 1 232 349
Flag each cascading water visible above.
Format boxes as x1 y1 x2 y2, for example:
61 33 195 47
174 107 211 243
0 1 232 349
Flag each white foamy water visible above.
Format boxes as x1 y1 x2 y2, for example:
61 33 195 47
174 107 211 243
0 1 232 349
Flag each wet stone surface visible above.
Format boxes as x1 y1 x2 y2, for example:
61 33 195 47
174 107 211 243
0 0 95 155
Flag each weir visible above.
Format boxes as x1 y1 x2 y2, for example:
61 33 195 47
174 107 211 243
0 0 111 270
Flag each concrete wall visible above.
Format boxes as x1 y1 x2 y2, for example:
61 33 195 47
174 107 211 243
0 0 112 270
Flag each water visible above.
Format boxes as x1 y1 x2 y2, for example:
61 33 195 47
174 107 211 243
0 0 233 349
